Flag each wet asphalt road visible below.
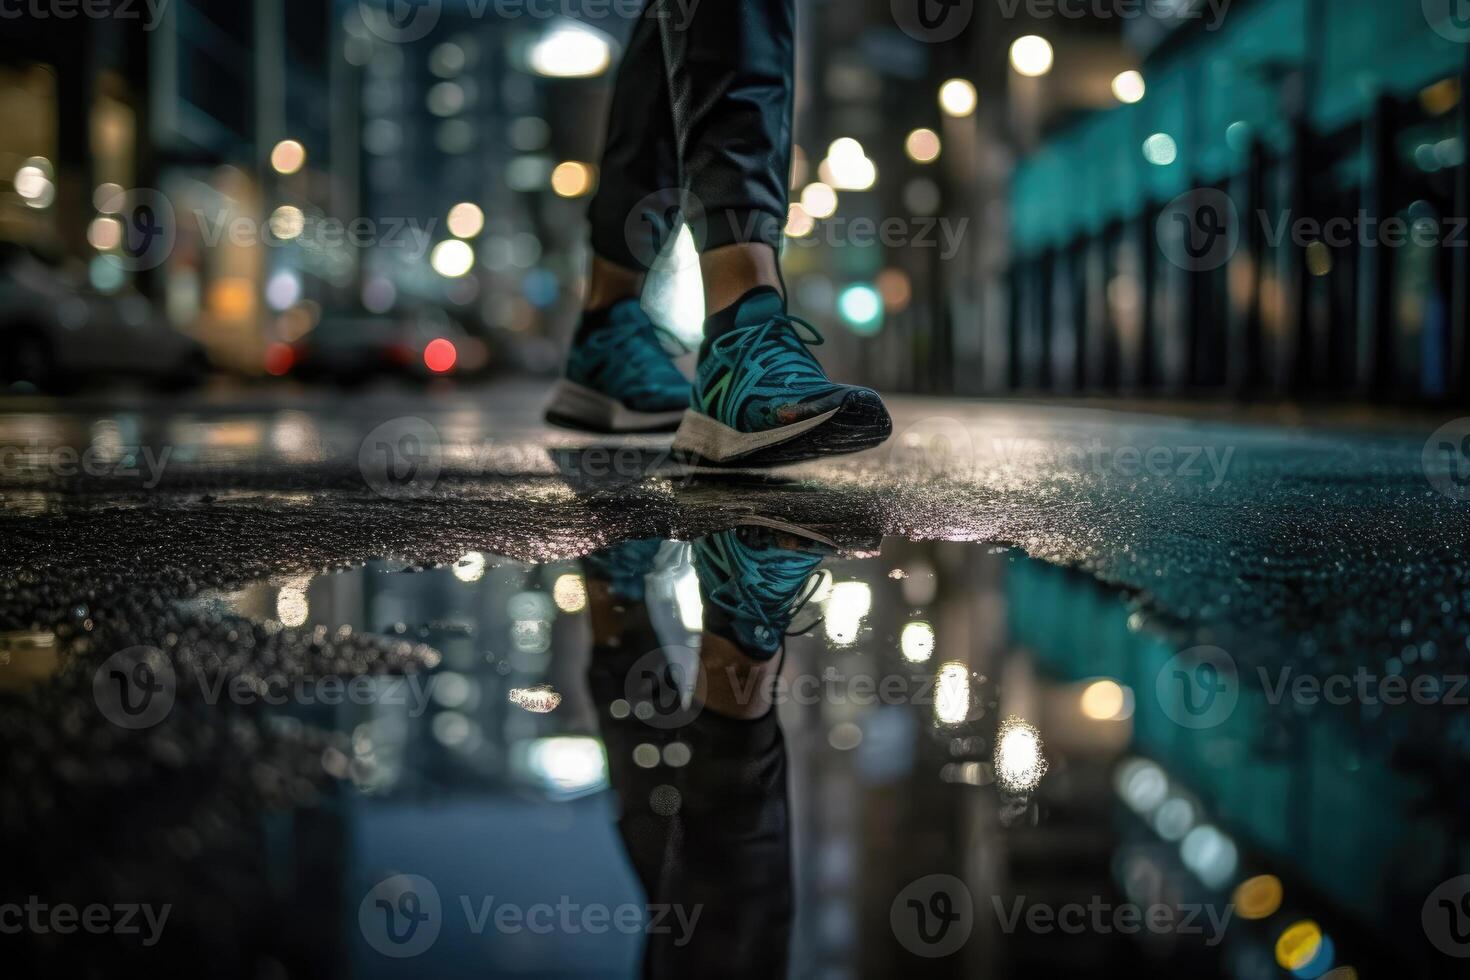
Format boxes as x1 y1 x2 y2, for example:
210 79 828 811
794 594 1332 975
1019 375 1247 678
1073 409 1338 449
3 381 1468 670
4 382 1470 978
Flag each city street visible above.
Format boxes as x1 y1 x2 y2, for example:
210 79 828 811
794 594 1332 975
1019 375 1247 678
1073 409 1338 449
4 384 1469 977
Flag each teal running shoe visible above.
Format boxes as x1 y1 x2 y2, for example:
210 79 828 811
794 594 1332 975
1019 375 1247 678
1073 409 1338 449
692 520 834 659
671 287 892 467
545 298 689 433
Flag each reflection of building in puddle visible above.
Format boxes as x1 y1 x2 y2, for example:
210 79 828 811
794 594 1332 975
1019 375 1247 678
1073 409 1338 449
0 630 59 690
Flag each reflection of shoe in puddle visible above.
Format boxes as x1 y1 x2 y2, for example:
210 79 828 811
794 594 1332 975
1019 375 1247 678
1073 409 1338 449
692 523 834 660
583 536 666 604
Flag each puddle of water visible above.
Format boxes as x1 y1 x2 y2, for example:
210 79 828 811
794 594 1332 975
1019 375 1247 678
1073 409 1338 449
1 531 1461 978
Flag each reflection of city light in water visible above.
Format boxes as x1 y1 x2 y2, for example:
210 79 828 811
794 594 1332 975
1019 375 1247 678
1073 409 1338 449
453 551 486 583
1180 824 1238 889
900 621 934 663
1153 795 1196 841
1115 757 1168 813
529 24 612 78
553 573 587 612
823 581 871 645
276 587 309 627
1275 921 1324 974
509 685 562 713
527 737 607 793
993 716 1048 791
933 661 971 724
1080 679 1127 719
1233 874 1284 920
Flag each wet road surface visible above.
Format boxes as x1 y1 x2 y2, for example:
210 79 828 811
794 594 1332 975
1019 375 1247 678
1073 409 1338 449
2 383 1469 978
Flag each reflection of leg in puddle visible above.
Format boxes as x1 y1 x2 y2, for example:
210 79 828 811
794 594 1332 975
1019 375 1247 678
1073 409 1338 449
584 530 823 978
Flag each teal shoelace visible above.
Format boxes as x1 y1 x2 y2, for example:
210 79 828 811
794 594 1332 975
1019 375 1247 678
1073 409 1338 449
703 314 834 425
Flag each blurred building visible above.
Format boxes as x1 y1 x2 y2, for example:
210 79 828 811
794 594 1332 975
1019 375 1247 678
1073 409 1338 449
1 0 1466 401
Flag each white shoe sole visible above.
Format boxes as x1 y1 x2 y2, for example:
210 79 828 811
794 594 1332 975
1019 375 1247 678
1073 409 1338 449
544 380 686 433
669 406 839 464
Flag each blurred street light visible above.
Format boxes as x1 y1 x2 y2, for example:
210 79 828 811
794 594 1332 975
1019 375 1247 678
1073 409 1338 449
785 203 815 238
905 128 942 164
822 138 877 191
431 239 476 278
270 140 307 175
1009 36 1054 78
939 79 977 118
447 202 485 238
550 161 595 198
1111 70 1146 104
529 23 612 78
800 181 838 219
1143 132 1178 166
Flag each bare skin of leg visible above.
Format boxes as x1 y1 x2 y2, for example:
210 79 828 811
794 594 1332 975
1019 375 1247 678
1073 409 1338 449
698 630 783 721
585 255 647 312
700 242 784 315
588 575 781 721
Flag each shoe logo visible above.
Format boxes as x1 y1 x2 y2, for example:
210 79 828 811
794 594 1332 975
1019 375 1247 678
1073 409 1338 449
891 875 973 957
359 874 442 958
1423 875 1470 957
1157 189 1239 272
93 647 175 730
892 0 973 42
624 648 706 731
1156 646 1238 729
1424 420 1470 501
359 417 443 499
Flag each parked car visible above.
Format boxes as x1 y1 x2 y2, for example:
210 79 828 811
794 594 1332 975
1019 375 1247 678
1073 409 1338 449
285 308 488 384
0 243 208 391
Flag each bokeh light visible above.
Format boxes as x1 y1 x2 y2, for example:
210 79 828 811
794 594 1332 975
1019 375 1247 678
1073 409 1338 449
1009 36 1054 77
800 181 838 219
905 128 942 163
447 202 485 238
430 239 475 278
270 139 307 175
1112 70 1146 104
551 161 595 198
939 78 977 117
